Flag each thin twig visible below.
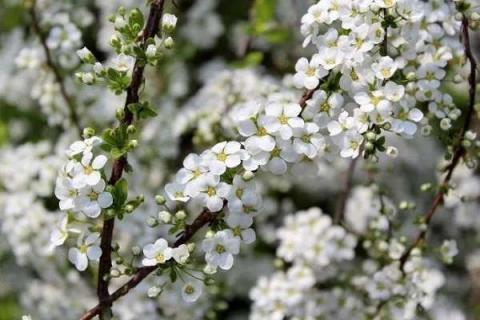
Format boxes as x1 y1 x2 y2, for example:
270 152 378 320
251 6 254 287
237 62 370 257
333 157 359 224
96 1 166 318
399 15 477 270
29 0 82 136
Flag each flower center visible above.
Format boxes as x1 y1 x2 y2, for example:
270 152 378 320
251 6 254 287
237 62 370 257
215 244 226 254
306 67 316 77
80 244 88 254
320 102 331 113
371 95 382 106
278 114 289 125
235 188 244 199
350 69 359 81
88 191 98 201
271 147 281 157
207 186 216 197
257 127 267 136
185 285 194 294
381 68 391 78
302 135 311 143
193 169 202 178
156 253 166 263
84 166 94 175
217 152 227 161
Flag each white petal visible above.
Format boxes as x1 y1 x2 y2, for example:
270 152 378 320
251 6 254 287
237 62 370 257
98 192 113 208
92 155 107 169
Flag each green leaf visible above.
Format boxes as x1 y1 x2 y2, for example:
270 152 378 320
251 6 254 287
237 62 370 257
129 8 145 31
169 268 177 283
113 179 128 209
110 147 126 159
233 52 264 68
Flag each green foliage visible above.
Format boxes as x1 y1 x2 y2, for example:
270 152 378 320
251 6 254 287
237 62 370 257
112 178 128 210
127 101 158 120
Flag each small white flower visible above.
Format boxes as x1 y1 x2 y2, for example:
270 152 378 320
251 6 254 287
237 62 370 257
114 16 127 29
182 281 203 303
340 131 364 158
68 233 102 271
372 56 398 80
172 244 190 264
292 122 325 158
197 175 230 212
263 102 304 140
165 182 190 202
76 179 113 218
55 177 78 211
111 53 134 73
205 141 245 175
293 56 328 90
142 238 173 266
202 229 240 270
71 153 108 188
440 240 458 264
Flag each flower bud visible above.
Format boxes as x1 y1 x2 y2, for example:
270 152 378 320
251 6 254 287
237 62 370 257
175 210 186 220
127 139 138 149
124 204 134 213
365 131 376 141
131 246 141 255
147 216 158 227
155 195 166 205
146 44 157 58
116 108 125 120
242 171 255 181
127 124 136 135
163 37 174 49
420 183 432 192
83 127 95 139
162 14 177 31
158 210 171 223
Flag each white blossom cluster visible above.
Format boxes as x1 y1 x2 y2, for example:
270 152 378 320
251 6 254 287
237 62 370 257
14 1 91 127
52 136 112 270
0 142 62 264
295 0 462 158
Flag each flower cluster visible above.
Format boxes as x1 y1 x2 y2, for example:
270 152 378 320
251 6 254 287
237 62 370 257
296 0 461 158
52 136 112 270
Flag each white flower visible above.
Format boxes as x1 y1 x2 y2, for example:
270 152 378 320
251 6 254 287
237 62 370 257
372 56 398 80
50 214 78 248
68 232 102 271
240 115 277 154
55 177 78 211
376 0 397 8
340 131 364 158
15 48 41 69
114 16 127 29
205 141 245 175
165 182 190 202
293 56 328 90
142 238 173 266
226 213 256 244
197 175 230 212
66 137 102 157
263 102 304 140
182 281 203 303
172 244 190 264
175 153 208 185
292 122 325 158
22 315 32 320
71 153 107 188
354 90 391 115
46 23 82 51
202 229 240 270
111 53 134 73
76 179 113 218
440 240 458 264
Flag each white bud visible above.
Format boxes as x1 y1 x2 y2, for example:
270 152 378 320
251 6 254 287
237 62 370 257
175 210 186 220
163 37 174 49
386 146 399 158
158 210 171 223
114 16 127 29
440 118 452 131
146 44 157 58
162 14 177 30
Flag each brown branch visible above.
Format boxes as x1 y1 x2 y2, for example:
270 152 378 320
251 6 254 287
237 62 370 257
399 15 477 270
80 208 216 320
333 156 359 224
96 1 166 318
81 82 321 319
29 0 82 136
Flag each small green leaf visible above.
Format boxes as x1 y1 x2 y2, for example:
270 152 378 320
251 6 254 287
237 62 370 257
169 268 177 283
113 179 128 209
